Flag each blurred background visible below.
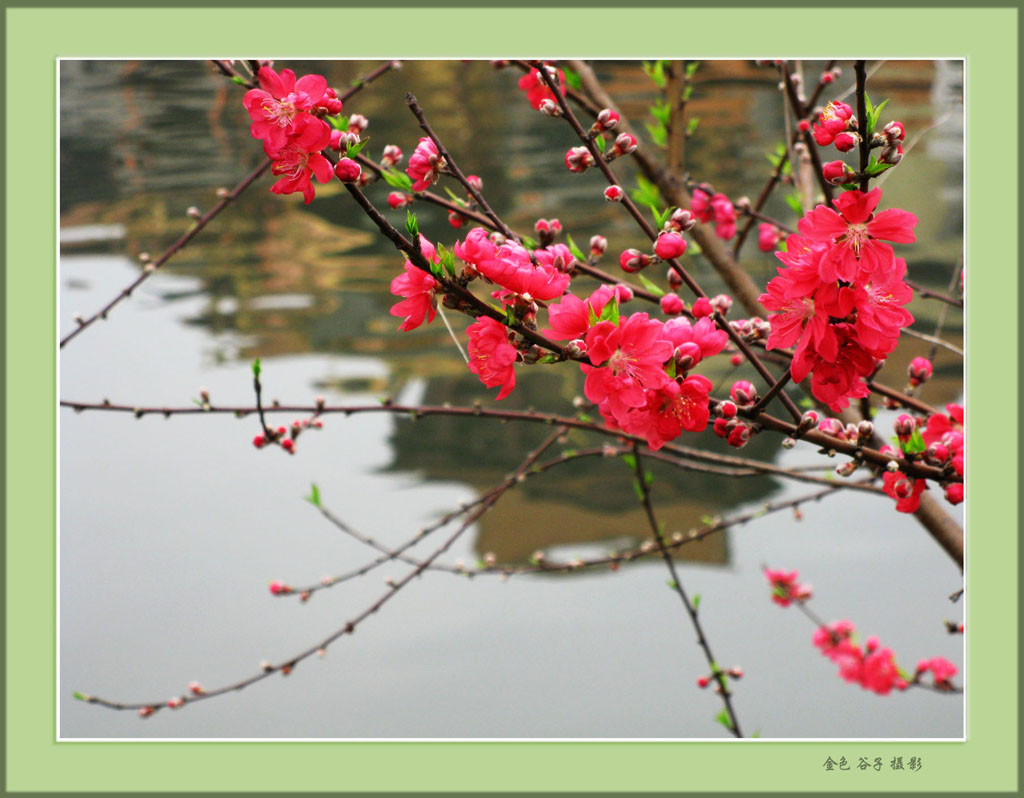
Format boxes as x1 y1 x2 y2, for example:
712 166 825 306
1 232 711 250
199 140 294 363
59 59 964 738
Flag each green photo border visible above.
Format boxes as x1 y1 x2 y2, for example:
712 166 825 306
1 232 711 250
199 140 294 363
7 4 1018 794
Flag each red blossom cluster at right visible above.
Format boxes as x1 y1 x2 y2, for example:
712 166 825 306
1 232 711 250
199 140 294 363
765 569 959 696
759 187 918 412
880 403 964 512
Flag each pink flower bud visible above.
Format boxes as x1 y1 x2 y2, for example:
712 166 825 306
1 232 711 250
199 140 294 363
727 424 752 449
822 160 852 185
730 353 743 366
660 293 684 316
908 357 933 385
798 119 811 132
667 208 696 232
712 417 732 438
565 146 595 173
281 438 295 453
799 410 819 430
604 185 625 202
691 297 714 318
880 144 903 165
697 675 711 688
925 442 950 465
612 132 638 156
673 341 702 371
833 131 860 152
884 120 906 141
710 294 733 315
619 248 651 273
727 667 744 679
138 706 155 718
381 144 403 167
188 681 204 695
717 400 737 418
821 72 835 84
589 235 607 256
730 380 757 407
818 417 845 438
534 219 551 234
654 231 688 260
253 435 266 449
447 210 466 228
537 98 561 116
857 420 874 441
269 580 291 595
667 268 683 291
466 174 483 191
893 414 916 440
944 483 964 505
614 285 634 303
596 108 620 130
347 113 368 133
168 696 184 709
387 192 411 209
334 158 361 183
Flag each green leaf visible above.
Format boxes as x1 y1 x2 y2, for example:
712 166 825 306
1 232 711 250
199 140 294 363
404 210 419 239
666 579 678 590
715 710 732 731
693 594 701 610
643 470 654 487
631 175 663 208
443 186 467 205
784 192 804 215
73 691 87 701
231 75 248 86
650 99 671 125
381 169 413 192
251 359 261 378
594 134 606 154
586 302 600 327
642 60 668 89
685 61 700 78
686 117 700 136
648 203 671 229
436 243 457 277
664 358 677 379
620 453 636 470
565 234 586 263
598 296 620 325
521 235 538 251
345 137 369 159
645 121 667 148
903 428 926 455
632 479 644 500
537 354 558 365
328 114 349 131
305 483 321 507
637 272 666 297
563 66 582 91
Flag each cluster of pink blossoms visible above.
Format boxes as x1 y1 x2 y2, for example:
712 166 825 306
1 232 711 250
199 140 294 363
243 67 343 204
759 187 917 412
881 403 964 512
691 188 737 240
766 569 958 696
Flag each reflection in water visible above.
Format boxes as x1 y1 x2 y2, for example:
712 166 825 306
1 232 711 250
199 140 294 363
60 60 964 739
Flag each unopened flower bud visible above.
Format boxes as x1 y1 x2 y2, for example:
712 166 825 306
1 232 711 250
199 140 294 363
886 459 901 472
856 420 874 442
654 231 687 260
925 442 950 465
216 187 230 199
730 380 757 407
589 235 607 256
347 113 368 133
619 248 651 273
168 696 185 709
281 438 295 453
673 341 702 371
565 339 587 358
253 435 266 449
612 132 638 156
188 681 204 695
798 410 819 433
697 675 711 688
334 158 361 183
727 424 752 449
710 294 733 315
596 108 620 131
717 400 738 419
908 356 933 386
781 437 797 449
537 98 561 116
381 144 403 167
835 460 858 477
879 144 903 165
833 131 860 152
893 414 916 440
660 293 684 316
944 483 964 505
668 207 697 232
604 185 625 202
822 160 853 185
691 297 714 318
186 206 202 220
139 706 155 718
565 146 595 173
884 120 906 141
466 174 483 191
727 667 744 679
387 192 411 209
818 417 846 438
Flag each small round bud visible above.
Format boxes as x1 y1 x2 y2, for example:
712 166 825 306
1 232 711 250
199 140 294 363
729 380 757 407
908 356 933 386
893 414 916 440
186 206 202 220
667 208 697 232
833 131 860 152
710 294 733 315
281 438 295 453
619 248 651 273
188 681 204 695
797 119 811 132
690 297 714 318
334 158 362 183
886 459 901 472
216 187 230 199
565 146 595 173
596 108 620 131
466 174 483 191
717 400 738 419
697 676 711 689
612 132 638 156
252 435 266 449
660 293 684 316
347 113 369 133
537 98 561 116
168 696 185 709
139 706 155 718
604 185 625 202
781 437 797 449
381 144 404 167
387 192 411 209
822 160 853 185
589 235 607 256
856 420 874 441
654 231 688 260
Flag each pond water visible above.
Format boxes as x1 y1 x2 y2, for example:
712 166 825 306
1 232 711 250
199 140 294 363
59 59 964 739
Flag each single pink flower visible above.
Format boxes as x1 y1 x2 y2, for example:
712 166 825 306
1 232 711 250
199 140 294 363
476 241 570 302
389 262 440 332
798 188 918 282
264 117 334 205
407 137 442 192
243 67 330 151
619 374 713 450
466 316 518 400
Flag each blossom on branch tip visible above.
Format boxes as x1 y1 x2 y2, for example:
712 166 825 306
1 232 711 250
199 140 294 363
466 317 518 400
565 146 595 173
407 137 443 192
517 65 566 110
243 67 330 151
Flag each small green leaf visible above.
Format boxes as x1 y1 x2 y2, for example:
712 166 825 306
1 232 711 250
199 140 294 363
563 66 582 91
632 479 645 500
643 471 654 487
620 453 636 470
521 235 538 251
328 114 349 131
645 121 667 148
637 272 666 297
381 169 413 192
631 175 663 208
251 359 261 378
903 428 926 455
650 100 671 125
715 710 732 731
693 594 701 610
346 137 369 159
537 354 558 365
305 483 321 507
598 296 620 325
435 243 457 277
587 302 600 327
594 134 606 153
443 186 467 205
565 234 586 263
231 75 248 86
405 210 419 239
642 60 667 89
577 413 592 423
664 358 677 379
73 691 87 701
685 61 700 78
686 117 700 136
666 579 678 590
784 192 804 215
